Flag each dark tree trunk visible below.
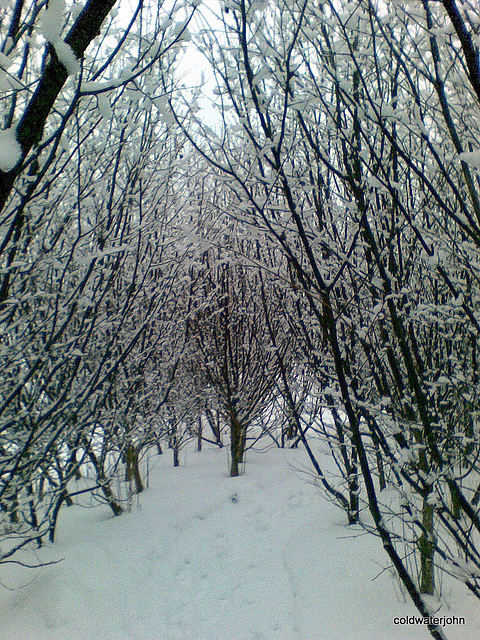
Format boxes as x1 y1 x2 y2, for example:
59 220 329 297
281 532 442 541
197 416 203 452
86 445 124 516
230 411 246 477
173 446 180 468
205 407 223 447
419 498 436 595
124 444 144 494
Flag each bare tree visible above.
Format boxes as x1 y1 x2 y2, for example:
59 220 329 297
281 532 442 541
173 1 480 636
0 0 197 561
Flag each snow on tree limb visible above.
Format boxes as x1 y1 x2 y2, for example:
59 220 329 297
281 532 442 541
0 127 22 173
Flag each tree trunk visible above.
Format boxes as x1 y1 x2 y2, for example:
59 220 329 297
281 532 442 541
86 445 124 516
49 489 68 543
197 416 203 452
173 446 179 467
205 407 223 447
124 444 144 494
230 411 245 477
419 498 436 595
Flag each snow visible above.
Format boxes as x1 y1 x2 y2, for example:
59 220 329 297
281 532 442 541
54 42 80 76
39 0 79 76
0 52 13 70
0 446 477 640
40 0 66 44
0 127 22 172
97 93 113 119
459 151 480 169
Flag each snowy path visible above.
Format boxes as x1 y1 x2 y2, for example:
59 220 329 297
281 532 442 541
0 447 476 640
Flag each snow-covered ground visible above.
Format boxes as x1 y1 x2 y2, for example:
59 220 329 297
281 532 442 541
0 445 477 640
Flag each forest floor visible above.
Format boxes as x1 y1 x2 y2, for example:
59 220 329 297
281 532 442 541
0 442 477 640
